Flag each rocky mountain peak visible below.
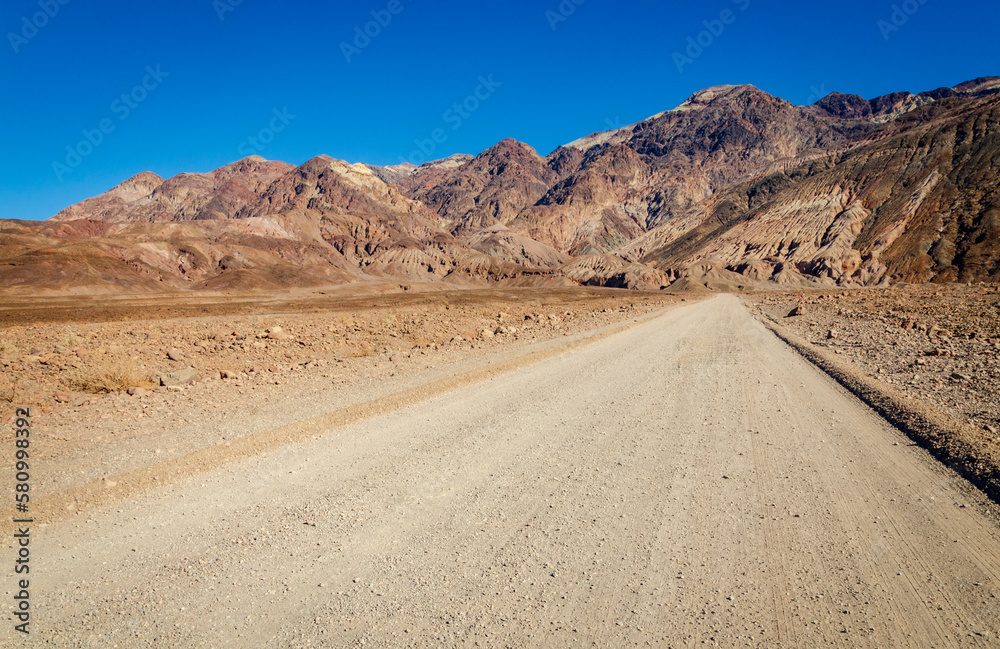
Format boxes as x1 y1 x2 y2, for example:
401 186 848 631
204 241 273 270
120 170 166 193
814 92 873 119
670 84 762 112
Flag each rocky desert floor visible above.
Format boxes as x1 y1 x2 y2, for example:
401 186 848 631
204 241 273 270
8 293 1000 648
0 284 678 499
748 283 1000 438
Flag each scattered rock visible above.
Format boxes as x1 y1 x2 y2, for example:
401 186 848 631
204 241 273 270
160 367 199 387
264 327 293 341
166 349 183 361
786 305 806 317
928 325 951 338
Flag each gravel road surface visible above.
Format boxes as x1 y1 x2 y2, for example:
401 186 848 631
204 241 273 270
21 295 1000 647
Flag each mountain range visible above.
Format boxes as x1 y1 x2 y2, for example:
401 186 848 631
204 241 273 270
3 77 999 294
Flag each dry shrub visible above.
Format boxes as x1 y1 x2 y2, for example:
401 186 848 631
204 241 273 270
69 356 157 394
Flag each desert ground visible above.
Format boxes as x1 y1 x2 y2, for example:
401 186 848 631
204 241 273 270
2 285 1000 647
749 284 1000 437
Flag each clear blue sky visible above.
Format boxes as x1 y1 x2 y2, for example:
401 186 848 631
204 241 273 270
2 0 997 221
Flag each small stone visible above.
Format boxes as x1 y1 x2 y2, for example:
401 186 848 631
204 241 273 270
786 305 805 317
951 372 971 382
127 387 148 397
928 325 951 338
827 329 839 340
166 349 183 361
160 367 199 387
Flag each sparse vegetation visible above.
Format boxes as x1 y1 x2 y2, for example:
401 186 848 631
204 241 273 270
70 356 157 394
62 332 87 347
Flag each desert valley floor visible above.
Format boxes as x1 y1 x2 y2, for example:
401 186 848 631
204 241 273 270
1 284 999 647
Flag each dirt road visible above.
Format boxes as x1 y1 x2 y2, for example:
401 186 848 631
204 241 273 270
21 295 1000 647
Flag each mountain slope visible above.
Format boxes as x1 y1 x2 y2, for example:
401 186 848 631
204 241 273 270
4 77 999 294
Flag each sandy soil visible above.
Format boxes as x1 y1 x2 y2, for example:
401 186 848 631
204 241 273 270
11 295 1000 648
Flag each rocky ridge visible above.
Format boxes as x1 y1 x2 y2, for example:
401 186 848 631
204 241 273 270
4 77 999 294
